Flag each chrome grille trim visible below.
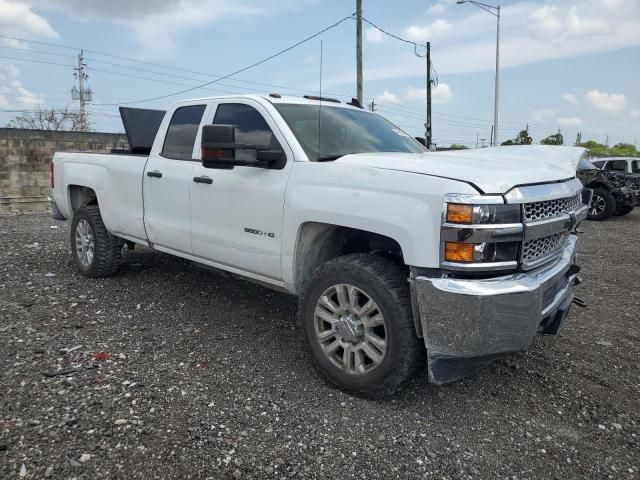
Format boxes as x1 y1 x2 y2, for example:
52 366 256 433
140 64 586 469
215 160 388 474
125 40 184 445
521 232 568 269
523 194 581 222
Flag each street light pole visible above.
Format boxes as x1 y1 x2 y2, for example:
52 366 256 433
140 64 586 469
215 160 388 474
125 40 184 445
493 5 500 147
457 0 500 147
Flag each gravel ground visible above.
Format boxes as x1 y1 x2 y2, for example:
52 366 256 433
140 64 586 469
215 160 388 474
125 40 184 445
1 211 638 479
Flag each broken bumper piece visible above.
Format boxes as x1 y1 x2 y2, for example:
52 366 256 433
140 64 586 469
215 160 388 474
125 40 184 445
415 235 579 384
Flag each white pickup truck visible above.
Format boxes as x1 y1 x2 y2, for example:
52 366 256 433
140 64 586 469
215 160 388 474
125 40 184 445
51 94 590 397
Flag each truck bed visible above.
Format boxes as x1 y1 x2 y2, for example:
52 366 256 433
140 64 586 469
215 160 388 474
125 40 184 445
52 151 149 243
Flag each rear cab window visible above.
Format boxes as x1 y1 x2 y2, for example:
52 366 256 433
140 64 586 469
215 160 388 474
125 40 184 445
161 104 206 160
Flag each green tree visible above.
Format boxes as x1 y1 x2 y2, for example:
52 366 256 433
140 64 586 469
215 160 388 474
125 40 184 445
609 143 638 156
578 140 608 155
501 129 532 146
448 144 469 150
540 132 564 145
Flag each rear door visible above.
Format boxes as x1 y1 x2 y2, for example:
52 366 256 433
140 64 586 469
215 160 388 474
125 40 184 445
189 100 294 280
143 103 207 254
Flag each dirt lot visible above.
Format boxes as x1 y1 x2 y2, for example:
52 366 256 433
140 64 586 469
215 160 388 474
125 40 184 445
0 212 638 479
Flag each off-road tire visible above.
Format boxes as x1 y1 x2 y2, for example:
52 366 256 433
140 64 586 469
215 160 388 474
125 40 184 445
587 188 616 221
298 254 425 398
614 204 634 216
70 205 121 277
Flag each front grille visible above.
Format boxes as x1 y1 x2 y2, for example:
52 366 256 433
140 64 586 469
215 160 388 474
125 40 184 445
522 232 568 265
523 194 581 221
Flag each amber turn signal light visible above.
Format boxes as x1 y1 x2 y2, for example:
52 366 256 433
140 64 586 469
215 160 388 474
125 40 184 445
445 242 474 263
446 203 473 224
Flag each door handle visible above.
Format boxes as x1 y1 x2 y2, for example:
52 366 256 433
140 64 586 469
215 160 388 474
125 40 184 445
193 176 213 184
147 170 163 178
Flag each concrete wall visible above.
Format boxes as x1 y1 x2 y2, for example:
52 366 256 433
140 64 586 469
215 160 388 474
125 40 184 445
0 128 128 213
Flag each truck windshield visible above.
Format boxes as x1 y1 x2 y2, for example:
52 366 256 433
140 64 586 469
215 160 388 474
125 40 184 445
274 104 426 161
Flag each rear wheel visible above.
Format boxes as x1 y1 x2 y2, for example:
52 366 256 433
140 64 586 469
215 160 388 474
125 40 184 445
70 205 121 277
298 254 424 398
587 188 615 221
614 204 634 216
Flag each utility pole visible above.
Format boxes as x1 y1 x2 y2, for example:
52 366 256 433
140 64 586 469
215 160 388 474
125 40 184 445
72 49 92 131
493 5 500 147
369 99 376 112
456 1 500 146
356 0 363 105
426 42 432 150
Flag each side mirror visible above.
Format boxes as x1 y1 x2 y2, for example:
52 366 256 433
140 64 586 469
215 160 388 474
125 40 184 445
201 124 286 169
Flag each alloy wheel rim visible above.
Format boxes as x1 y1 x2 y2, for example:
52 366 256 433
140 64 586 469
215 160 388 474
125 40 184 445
75 219 95 267
589 195 606 215
313 284 387 375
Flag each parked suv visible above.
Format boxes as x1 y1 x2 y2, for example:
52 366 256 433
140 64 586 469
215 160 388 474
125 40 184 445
577 157 636 220
592 157 640 174
591 157 640 216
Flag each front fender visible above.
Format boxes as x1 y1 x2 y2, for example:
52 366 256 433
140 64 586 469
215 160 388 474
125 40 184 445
280 162 479 286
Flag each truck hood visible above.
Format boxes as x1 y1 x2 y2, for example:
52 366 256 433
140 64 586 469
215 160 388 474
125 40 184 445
335 145 585 194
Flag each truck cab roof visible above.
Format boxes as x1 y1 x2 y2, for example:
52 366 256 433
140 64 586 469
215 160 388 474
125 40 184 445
172 93 366 110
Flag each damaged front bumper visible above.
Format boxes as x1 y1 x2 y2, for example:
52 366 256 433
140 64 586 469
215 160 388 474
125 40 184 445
413 235 580 384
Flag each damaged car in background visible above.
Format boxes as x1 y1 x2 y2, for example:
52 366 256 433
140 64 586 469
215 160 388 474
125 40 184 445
51 94 591 397
577 157 637 220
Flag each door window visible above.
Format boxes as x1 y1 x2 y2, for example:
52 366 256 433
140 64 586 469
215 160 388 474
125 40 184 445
631 161 640 174
606 160 627 172
161 104 206 160
213 103 282 162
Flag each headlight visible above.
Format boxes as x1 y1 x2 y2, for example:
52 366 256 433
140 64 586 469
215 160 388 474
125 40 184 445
444 241 520 264
446 203 521 225
441 194 523 271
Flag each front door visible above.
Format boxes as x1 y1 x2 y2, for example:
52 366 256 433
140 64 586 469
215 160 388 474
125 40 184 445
143 103 206 254
190 101 293 280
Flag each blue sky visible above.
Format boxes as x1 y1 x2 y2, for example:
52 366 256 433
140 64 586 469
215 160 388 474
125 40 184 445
0 0 639 147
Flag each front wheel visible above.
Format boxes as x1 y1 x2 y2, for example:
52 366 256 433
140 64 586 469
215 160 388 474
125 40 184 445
298 254 425 398
70 205 121 277
615 204 634 216
587 188 615 221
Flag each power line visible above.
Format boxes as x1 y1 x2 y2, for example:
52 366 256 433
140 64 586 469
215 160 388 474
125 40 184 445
360 17 424 50
0 54 73 69
1 34 359 101
92 14 356 106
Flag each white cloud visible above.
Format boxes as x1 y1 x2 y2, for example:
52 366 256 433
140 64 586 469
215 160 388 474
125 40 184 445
630 110 640 120
375 90 401 103
566 6 612 36
365 26 384 44
433 83 452 104
0 0 58 38
406 83 452 104
11 80 42 105
405 19 452 42
585 90 626 113
3 63 20 79
557 116 584 127
561 93 579 106
25 0 283 57
427 0 456 15
531 108 556 122
0 94 8 107
322 0 640 88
